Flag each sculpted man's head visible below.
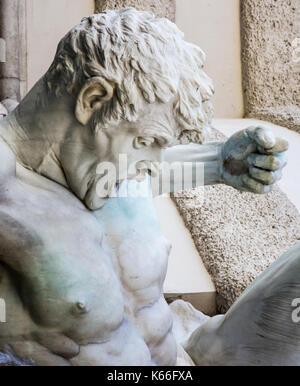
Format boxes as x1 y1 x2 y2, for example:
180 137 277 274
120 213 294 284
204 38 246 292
12 8 214 210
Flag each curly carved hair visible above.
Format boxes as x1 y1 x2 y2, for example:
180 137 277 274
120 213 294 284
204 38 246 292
45 7 214 145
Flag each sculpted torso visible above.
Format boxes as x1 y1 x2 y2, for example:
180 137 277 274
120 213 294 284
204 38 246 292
0 145 175 366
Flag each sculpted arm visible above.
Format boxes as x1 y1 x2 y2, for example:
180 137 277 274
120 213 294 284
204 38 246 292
161 126 288 195
163 141 223 187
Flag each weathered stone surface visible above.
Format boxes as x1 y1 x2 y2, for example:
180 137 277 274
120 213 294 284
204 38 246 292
0 0 27 101
241 0 300 132
95 0 176 21
172 128 300 313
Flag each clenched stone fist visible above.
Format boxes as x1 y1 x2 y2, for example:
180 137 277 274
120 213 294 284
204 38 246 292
221 126 288 194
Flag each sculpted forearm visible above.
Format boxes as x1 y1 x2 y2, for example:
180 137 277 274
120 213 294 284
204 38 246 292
161 126 288 195
156 142 224 195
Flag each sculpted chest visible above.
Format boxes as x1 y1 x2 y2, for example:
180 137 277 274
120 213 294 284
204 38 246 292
0 172 170 343
0 166 176 366
0 171 125 344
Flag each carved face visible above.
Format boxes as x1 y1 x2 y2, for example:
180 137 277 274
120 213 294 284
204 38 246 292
60 98 178 210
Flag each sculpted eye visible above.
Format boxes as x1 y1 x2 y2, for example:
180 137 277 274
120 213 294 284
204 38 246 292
133 136 155 149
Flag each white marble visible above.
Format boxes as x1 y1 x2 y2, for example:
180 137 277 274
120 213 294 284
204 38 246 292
186 243 300 366
0 9 292 366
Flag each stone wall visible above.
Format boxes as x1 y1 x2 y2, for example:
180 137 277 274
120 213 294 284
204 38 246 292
95 0 176 21
0 0 27 102
241 0 300 132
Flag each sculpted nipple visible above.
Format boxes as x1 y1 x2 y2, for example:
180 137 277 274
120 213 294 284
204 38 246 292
72 300 89 315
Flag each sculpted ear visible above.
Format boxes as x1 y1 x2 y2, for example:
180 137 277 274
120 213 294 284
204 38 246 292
75 77 114 125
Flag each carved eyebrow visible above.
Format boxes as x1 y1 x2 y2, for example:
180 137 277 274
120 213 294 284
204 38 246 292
139 119 176 147
142 118 175 135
